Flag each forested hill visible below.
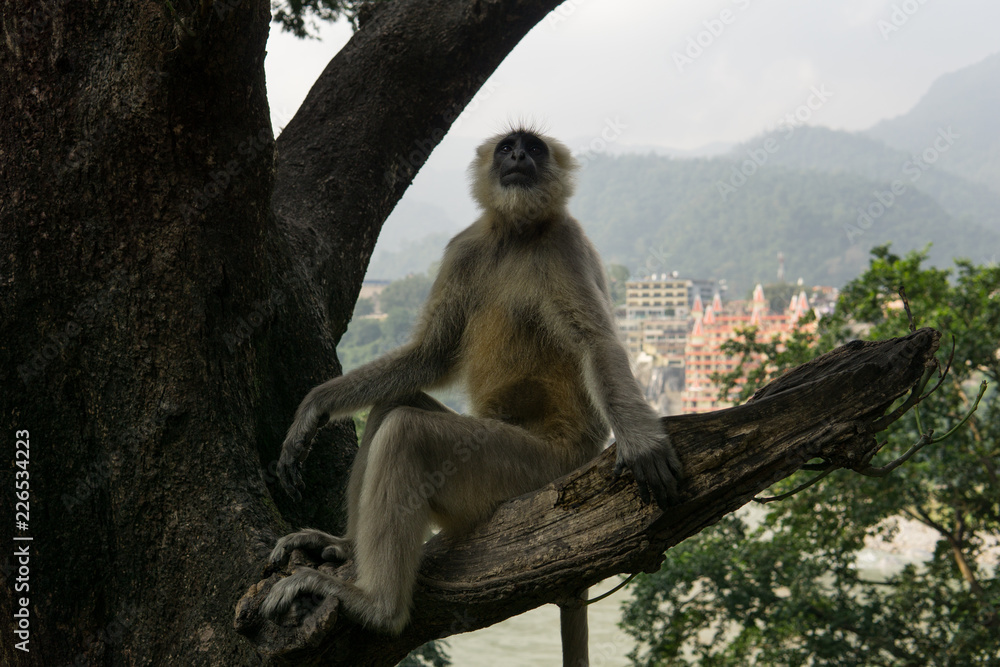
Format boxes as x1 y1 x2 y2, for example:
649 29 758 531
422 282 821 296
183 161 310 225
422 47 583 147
868 51 1000 192
572 52 1000 295
370 148 999 296
368 52 1000 293
743 126 1000 230
570 152 998 296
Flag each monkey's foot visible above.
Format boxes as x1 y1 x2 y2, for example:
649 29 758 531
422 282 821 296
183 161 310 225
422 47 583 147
260 568 346 620
268 528 353 568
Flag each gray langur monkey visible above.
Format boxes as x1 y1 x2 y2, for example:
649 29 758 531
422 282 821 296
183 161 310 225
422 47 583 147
261 127 683 664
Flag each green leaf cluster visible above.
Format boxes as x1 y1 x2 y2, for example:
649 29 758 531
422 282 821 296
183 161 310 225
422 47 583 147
271 0 383 37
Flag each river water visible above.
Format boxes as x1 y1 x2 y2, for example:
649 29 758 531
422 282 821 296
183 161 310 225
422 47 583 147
442 514 986 666
447 577 633 666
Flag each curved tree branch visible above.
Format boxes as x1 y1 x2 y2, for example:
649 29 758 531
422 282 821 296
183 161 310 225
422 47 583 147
258 0 565 531
271 0 563 338
236 328 941 666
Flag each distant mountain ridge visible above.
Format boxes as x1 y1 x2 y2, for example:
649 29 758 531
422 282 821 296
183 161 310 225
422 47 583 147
736 126 1000 231
571 153 997 296
868 51 1000 193
367 52 1000 292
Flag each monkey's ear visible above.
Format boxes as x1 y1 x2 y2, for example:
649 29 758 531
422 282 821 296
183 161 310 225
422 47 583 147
543 134 579 177
542 134 579 202
468 137 499 209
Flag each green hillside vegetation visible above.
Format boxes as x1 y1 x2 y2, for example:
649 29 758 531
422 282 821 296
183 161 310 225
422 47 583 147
366 136 999 293
364 52 1000 296
365 231 452 282
868 51 1000 193
743 125 1000 229
351 125 1000 363
337 273 468 411
337 273 433 371
571 153 999 295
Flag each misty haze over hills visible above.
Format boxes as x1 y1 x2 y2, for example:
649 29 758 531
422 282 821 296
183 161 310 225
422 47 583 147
868 51 1000 191
367 52 1000 294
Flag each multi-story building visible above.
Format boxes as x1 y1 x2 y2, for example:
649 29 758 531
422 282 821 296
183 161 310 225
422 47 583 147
624 274 692 320
620 274 694 366
619 273 830 416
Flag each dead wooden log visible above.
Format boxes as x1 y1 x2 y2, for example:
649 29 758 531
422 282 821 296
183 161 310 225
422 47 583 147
234 327 941 666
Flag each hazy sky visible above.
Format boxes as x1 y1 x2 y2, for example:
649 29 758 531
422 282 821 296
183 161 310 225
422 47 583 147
264 0 1000 153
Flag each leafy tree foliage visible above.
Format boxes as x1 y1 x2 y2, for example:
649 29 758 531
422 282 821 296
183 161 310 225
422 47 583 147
622 246 999 665
354 296 375 317
271 0 383 37
711 310 819 407
609 263 631 306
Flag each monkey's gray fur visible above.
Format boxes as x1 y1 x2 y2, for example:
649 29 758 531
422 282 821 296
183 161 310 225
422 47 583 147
262 127 683 654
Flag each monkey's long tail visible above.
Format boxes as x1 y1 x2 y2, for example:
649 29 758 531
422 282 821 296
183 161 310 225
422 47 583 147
559 588 589 667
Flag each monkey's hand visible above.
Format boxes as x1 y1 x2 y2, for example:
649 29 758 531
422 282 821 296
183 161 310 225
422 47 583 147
277 405 322 502
613 427 683 510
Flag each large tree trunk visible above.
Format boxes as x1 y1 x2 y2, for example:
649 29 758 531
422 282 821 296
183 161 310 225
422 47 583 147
0 1 561 664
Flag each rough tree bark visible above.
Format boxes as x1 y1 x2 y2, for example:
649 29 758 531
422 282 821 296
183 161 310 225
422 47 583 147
1 0 561 664
234 328 941 665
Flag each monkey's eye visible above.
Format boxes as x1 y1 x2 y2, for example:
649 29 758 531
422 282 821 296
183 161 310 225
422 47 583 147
498 143 513 153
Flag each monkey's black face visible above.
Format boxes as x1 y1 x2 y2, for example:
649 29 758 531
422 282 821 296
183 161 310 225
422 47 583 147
494 132 549 188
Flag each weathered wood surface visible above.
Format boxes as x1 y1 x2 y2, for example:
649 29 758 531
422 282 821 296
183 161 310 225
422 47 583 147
235 328 941 666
